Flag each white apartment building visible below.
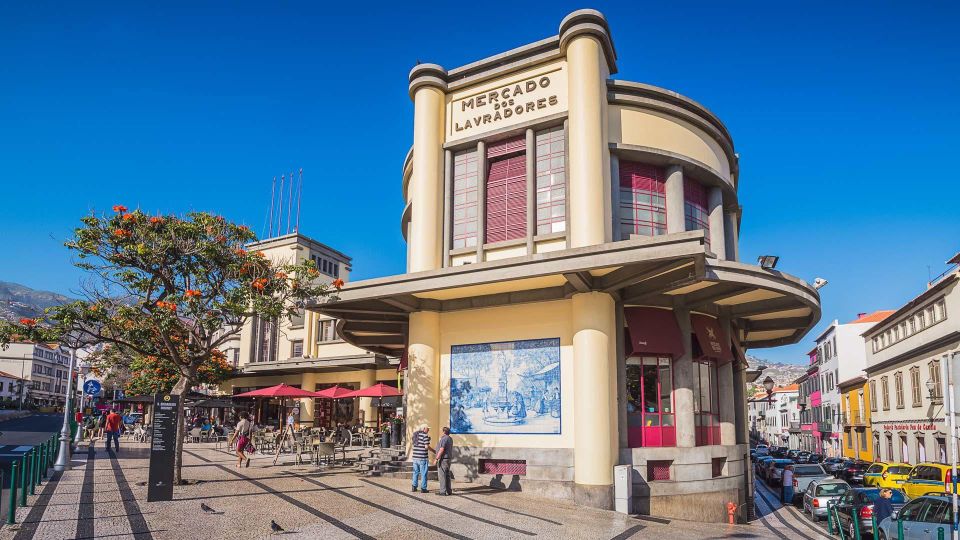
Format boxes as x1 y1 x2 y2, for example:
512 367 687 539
219 233 398 428
0 342 72 407
865 255 959 465
0 371 26 402
748 386 798 446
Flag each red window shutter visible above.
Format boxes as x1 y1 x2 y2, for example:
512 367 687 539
683 177 708 208
486 154 526 243
619 162 665 193
486 136 526 159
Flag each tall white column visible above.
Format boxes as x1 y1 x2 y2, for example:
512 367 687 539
708 186 726 259
408 65 447 273
673 304 696 447
665 165 685 234
724 210 739 261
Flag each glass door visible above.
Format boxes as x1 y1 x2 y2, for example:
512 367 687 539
626 357 675 447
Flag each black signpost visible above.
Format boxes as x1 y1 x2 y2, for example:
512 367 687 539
147 393 181 502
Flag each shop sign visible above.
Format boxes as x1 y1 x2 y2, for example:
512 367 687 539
147 393 181 502
873 420 942 431
448 67 567 141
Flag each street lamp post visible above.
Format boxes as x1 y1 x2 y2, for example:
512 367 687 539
73 371 84 445
53 347 78 472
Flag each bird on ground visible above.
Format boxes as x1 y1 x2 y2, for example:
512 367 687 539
200 503 216 514
270 520 285 534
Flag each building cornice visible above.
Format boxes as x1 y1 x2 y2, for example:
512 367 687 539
865 330 960 376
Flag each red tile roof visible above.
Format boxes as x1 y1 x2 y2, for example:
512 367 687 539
847 310 896 324
0 371 26 381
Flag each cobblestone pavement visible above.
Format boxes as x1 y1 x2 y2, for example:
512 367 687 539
0 439 834 539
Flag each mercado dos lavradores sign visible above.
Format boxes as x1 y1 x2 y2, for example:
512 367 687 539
448 65 568 142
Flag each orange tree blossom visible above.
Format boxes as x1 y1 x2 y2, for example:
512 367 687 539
0 208 336 484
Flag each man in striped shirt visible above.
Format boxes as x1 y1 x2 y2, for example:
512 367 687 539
410 425 434 493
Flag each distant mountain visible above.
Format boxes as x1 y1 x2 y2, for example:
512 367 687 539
746 355 809 394
0 281 74 322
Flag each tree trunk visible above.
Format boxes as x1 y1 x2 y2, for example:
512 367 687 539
171 373 193 485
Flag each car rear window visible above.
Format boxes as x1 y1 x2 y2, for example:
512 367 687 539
774 461 791 469
794 465 826 475
862 490 907 503
816 483 848 496
888 466 912 475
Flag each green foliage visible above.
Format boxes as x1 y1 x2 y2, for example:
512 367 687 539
0 207 336 385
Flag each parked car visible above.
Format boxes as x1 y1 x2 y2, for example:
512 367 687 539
902 463 956 499
795 451 812 463
863 462 913 490
789 463 833 504
755 456 775 480
831 487 907 539
839 460 871 484
755 446 770 458
787 449 802 460
807 453 825 464
823 457 845 474
802 478 850 521
767 459 795 487
876 494 952 540
771 447 789 458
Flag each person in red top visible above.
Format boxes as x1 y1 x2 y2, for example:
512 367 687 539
104 409 123 452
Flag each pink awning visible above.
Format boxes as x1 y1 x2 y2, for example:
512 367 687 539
342 382 403 399
624 307 685 358
691 313 732 363
233 383 317 398
313 385 355 399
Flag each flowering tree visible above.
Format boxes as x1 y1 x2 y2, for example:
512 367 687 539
0 207 339 483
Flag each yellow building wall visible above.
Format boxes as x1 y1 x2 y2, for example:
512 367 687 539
609 105 731 182
842 384 873 462
436 299 575 450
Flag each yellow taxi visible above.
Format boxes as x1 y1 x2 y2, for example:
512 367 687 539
902 463 956 499
862 462 913 489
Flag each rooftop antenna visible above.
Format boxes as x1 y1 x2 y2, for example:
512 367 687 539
267 176 277 238
295 168 303 233
276 174 285 237
286 170 294 234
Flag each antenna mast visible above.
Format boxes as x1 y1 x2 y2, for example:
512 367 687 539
276 174 285 237
295 168 303 233
286 170 294 234
267 176 277 238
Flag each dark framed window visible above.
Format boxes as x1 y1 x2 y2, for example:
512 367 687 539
618 162 666 238
485 136 527 243
452 148 480 249
694 359 720 446
535 126 566 234
683 177 710 248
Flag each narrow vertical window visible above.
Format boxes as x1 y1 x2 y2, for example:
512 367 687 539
930 359 942 398
535 126 566 234
619 162 666 238
683 177 710 248
485 136 527 243
452 149 479 249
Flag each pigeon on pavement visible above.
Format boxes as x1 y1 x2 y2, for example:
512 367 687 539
200 503 216 514
270 520 285 534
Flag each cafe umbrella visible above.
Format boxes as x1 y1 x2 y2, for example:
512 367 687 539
341 383 404 429
232 383 319 428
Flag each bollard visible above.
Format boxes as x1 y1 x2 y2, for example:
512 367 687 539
41 444 47 480
852 508 861 540
898 518 904 539
7 461 17 524
939 526 945 540
19 456 27 507
33 448 40 487
27 450 35 495
871 516 877 539
827 507 834 534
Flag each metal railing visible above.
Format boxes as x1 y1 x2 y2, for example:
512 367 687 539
6 434 58 525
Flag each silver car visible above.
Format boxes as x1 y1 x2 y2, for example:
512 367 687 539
802 478 850 520
790 463 832 504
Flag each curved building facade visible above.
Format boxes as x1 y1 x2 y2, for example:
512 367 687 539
313 9 821 521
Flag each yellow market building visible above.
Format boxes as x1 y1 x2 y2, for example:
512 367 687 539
312 9 821 521
839 376 873 462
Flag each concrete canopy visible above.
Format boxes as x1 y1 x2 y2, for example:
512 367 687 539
307 230 821 356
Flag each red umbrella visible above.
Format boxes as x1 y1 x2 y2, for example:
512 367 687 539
233 384 318 429
233 383 319 398
313 385 356 399
343 383 403 430
342 383 403 398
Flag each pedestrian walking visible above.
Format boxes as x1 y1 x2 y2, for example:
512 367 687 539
874 488 894 524
231 412 255 468
409 425 434 493
781 464 794 505
96 411 108 439
104 409 123 452
434 426 453 496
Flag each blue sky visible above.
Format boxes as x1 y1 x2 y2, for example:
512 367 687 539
1 2 957 364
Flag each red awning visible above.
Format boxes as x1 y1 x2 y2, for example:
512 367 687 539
624 307 685 358
313 385 355 399
691 313 732 363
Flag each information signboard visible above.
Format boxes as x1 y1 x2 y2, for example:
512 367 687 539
147 393 181 502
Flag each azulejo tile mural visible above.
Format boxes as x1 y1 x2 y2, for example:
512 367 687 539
450 338 561 434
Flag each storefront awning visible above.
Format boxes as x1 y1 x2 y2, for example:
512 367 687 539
691 313 732 363
624 307 685 358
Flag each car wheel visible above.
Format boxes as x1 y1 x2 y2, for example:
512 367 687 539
848 520 856 539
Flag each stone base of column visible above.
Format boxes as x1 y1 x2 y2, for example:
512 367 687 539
574 483 614 510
